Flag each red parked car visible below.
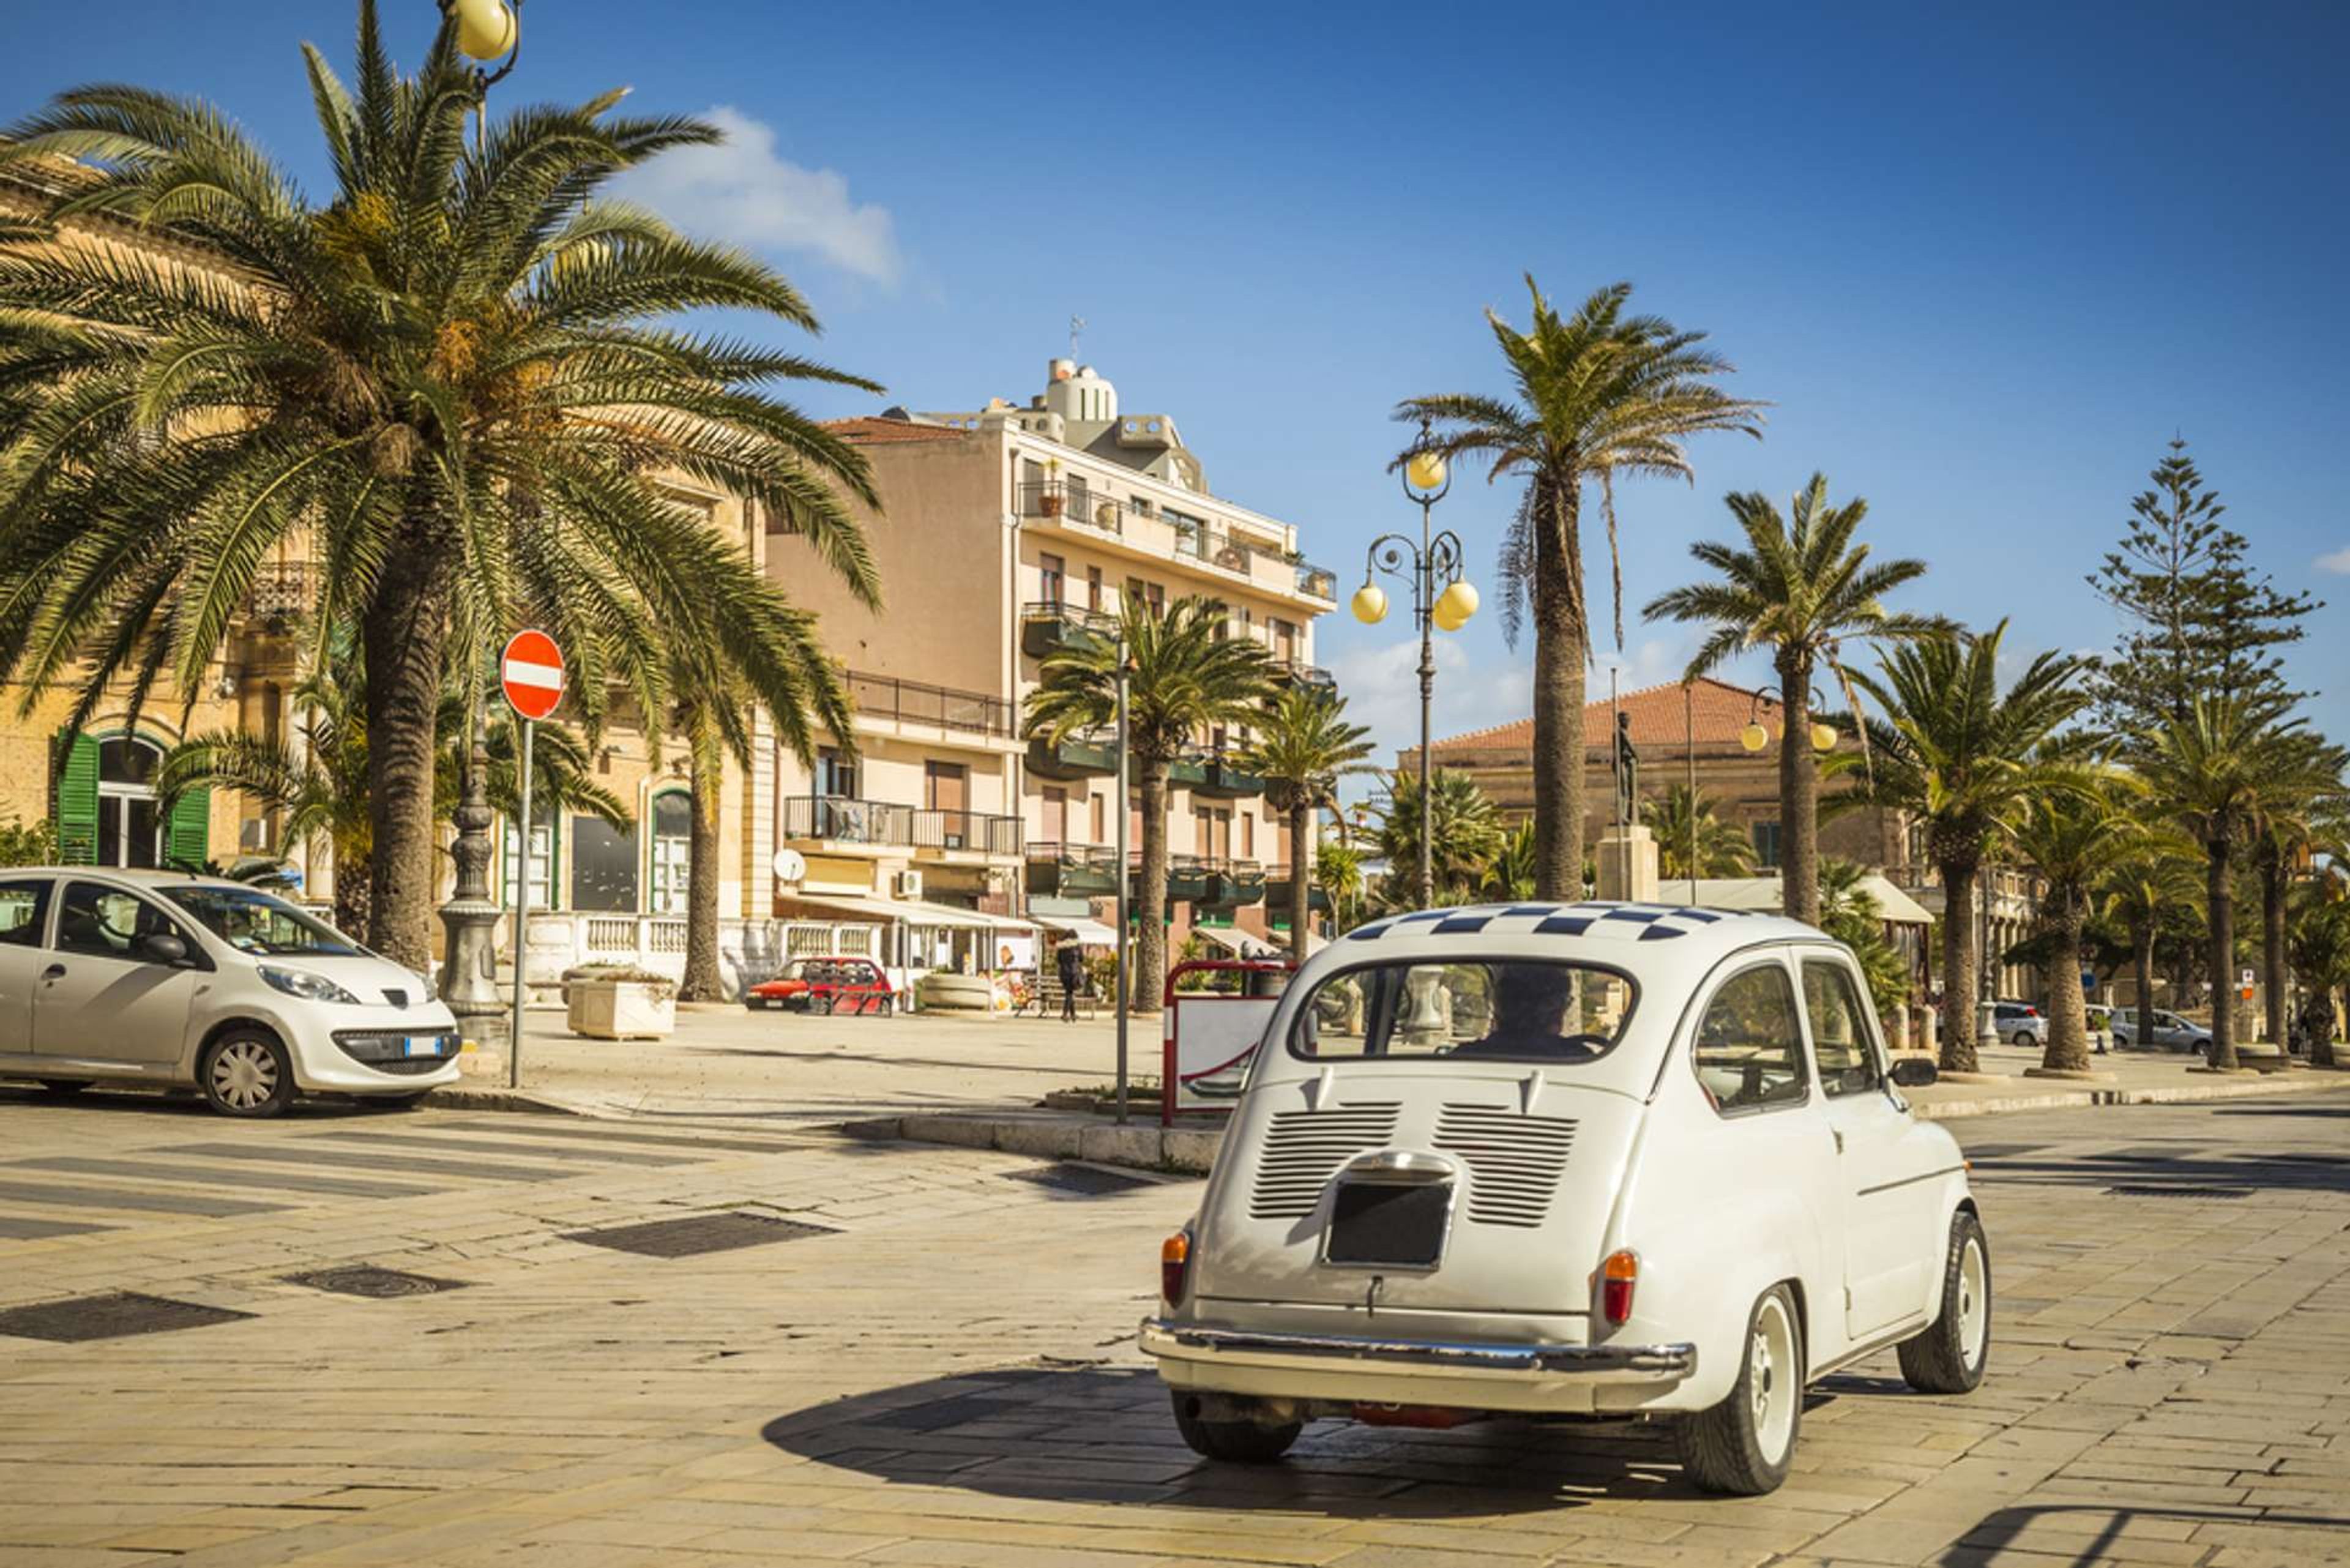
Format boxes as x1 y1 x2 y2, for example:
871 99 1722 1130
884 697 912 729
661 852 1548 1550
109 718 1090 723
745 957 895 1016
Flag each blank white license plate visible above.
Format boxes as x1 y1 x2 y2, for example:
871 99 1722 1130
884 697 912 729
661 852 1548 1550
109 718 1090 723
403 1036 443 1058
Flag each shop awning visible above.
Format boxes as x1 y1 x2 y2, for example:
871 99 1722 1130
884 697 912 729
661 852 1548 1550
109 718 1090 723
1193 926 1293 960
781 892 1034 931
1034 915 1120 945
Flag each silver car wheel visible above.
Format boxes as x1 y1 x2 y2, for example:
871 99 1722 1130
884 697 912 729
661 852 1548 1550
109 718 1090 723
1749 1292 1798 1464
209 1039 279 1111
1957 1233 1989 1369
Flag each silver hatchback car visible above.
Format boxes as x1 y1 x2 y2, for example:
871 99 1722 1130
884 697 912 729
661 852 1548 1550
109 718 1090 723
0 868 461 1116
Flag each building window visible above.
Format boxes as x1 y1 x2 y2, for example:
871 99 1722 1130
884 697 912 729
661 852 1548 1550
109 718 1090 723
571 815 640 913
1086 566 1103 610
1241 813 1255 860
817 747 857 799
1753 820 1783 870
501 820 555 909
1039 553 1064 606
95 736 164 870
926 760 969 848
1090 794 1105 843
1042 786 1067 845
650 791 692 915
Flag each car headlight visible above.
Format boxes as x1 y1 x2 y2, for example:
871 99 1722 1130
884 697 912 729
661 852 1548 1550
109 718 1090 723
259 966 362 1006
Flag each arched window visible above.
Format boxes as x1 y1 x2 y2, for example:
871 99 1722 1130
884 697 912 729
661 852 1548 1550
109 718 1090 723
54 733 206 869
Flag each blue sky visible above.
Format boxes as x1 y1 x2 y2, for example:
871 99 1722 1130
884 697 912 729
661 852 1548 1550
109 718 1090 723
7 1 2345 763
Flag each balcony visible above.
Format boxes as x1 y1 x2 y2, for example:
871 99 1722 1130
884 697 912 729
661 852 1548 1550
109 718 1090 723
1020 601 1116 661
1200 859 1268 908
1025 842 1121 899
1026 728 1119 780
1017 477 1330 605
1265 872 1332 914
1186 752 1265 800
1018 481 1127 534
782 796 1021 857
1166 853 1212 903
1294 562 1338 602
1271 659 1336 691
845 670 1015 737
239 561 316 628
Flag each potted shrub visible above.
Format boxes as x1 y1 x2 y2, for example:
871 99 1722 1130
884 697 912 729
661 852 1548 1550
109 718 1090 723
564 964 677 1040
1039 458 1065 517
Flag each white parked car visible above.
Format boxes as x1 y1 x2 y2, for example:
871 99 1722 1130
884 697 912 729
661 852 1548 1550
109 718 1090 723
0 868 460 1116
1143 902 1987 1496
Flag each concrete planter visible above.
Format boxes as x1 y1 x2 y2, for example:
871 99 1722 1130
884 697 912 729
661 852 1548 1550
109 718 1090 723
567 980 676 1040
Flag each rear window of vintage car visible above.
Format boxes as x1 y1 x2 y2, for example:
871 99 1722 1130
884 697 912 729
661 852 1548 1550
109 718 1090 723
1289 960 1636 1062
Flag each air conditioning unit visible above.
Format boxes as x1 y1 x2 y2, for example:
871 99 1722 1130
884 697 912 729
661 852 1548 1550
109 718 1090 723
892 870 924 900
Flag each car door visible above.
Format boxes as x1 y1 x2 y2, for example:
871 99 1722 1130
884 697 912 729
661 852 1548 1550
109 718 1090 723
34 880 204 1066
1803 955 1942 1342
0 876 56 1055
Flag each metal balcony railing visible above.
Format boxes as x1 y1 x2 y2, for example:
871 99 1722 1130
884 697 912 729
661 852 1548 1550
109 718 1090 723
844 670 1015 737
783 796 1021 856
1018 482 1126 532
241 561 316 622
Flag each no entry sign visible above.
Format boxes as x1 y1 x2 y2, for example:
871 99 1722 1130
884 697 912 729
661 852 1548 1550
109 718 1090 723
500 630 565 721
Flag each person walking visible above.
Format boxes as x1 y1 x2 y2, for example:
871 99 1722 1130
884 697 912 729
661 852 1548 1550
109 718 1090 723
1058 936 1085 1023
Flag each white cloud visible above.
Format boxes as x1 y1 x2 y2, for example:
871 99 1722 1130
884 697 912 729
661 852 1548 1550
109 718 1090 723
1326 637 1532 781
2316 546 2350 575
610 105 903 285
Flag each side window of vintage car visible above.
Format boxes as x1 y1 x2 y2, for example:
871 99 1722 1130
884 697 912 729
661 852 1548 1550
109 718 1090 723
1692 963 1808 1114
1292 960 1635 1062
1802 960 1882 1098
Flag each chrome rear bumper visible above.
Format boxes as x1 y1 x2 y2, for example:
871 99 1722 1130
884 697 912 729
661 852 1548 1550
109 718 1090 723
1140 1318 1696 1378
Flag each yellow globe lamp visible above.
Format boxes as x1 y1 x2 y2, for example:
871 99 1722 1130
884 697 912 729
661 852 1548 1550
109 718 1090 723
1810 722 1838 752
452 0 518 61
1431 601 1464 633
1433 578 1479 627
1404 449 1448 493
1740 721 1770 753
1351 583 1389 625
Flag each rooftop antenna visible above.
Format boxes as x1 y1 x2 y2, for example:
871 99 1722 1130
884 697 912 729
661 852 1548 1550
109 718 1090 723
1069 315 1087 360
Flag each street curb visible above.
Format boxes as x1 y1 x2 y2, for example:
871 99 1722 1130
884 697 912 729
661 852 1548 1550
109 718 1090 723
422 1085 596 1118
845 1070 2349 1173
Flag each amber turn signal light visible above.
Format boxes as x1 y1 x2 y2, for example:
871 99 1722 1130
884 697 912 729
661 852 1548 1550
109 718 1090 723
1160 1230 1192 1305
1600 1250 1639 1326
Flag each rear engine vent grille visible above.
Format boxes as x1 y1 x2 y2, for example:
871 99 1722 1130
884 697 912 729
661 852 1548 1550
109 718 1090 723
1431 1105 1577 1228
1248 1103 1401 1220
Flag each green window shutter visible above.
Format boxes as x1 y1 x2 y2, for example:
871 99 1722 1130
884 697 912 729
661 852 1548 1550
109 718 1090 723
168 786 211 870
54 733 99 865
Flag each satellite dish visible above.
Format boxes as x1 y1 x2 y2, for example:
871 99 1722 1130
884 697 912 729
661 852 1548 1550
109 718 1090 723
771 848 807 885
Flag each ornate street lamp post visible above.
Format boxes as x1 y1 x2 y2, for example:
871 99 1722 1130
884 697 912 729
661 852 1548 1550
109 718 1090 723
1355 419 1479 909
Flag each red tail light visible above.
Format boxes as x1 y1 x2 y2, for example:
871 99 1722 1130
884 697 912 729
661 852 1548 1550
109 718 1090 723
1160 1230 1192 1305
1600 1250 1638 1326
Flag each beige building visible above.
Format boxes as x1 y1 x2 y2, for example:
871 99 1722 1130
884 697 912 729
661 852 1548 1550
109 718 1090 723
763 357 1339 947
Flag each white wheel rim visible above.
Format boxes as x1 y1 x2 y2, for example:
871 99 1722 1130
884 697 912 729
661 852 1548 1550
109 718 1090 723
1957 1236 1988 1367
1749 1294 1797 1462
210 1040 278 1110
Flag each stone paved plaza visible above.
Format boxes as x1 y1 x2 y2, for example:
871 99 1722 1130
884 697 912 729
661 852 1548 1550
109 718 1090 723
0 1085 2346 1567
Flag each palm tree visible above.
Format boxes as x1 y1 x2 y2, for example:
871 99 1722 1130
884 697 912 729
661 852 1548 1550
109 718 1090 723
1026 595 1275 1014
2139 695 2329 1070
1641 783 1758 879
0 2 879 966
1375 769 1505 906
1399 279 1762 900
2245 735 2349 1045
2005 772 2143 1073
157 651 625 937
1312 835 1369 934
2286 883 2349 1069
1643 475 1936 924
1848 624 2089 1072
1481 820 1539 902
1235 688 1375 961
1818 857 1912 1021
2100 834 2206 1037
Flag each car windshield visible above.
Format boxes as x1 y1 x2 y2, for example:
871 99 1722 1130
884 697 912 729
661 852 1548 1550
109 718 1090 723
162 886 361 956
1291 959 1635 1062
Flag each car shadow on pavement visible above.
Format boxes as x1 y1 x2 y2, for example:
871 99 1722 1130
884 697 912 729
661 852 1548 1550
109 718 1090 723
1965 1142 2350 1196
763 1364 1742 1515
1945 1503 2350 1566
0 1085 409 1121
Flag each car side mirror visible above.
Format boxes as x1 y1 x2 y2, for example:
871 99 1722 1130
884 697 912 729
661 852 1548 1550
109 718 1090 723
141 932 191 966
1889 1056 1938 1088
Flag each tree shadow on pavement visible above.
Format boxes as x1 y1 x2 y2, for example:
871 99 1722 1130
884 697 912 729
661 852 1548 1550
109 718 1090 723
763 1364 1739 1517
1945 1503 2350 1566
1964 1141 2350 1197
0 1085 400 1121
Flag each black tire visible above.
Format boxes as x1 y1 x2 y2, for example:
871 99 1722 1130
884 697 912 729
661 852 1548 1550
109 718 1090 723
1169 1391 1300 1464
1676 1283 1803 1496
1898 1209 1991 1395
38 1079 94 1094
199 1029 296 1118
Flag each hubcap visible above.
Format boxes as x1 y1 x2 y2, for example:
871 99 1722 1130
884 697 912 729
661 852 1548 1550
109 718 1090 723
1750 1295 1797 1462
210 1040 277 1110
1958 1236 1988 1365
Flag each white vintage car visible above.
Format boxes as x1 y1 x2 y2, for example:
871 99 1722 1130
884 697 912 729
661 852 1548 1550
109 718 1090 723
1141 901 1987 1495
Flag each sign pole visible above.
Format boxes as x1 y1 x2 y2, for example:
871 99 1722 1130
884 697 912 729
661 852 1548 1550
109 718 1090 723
509 718 534 1089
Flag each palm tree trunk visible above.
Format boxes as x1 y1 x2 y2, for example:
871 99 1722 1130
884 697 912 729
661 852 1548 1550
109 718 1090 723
2132 919 2155 1047
2039 898 2092 1073
1939 857 1980 1074
1286 800 1310 965
1133 758 1170 1017
1780 650 1819 925
362 537 452 971
1531 482 1585 901
676 745 726 1002
2261 853 2288 1047
2207 832 2237 1070
332 845 371 943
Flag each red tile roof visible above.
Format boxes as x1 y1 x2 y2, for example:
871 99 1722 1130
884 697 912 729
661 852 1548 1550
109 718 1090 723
1420 678 1786 756
826 416 971 445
